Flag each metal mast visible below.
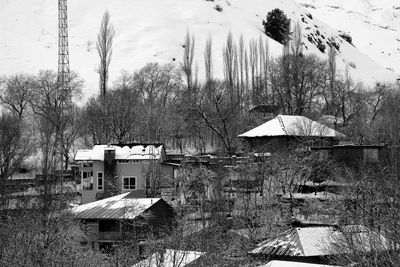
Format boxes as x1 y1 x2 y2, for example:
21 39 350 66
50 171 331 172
58 0 70 88
57 0 70 199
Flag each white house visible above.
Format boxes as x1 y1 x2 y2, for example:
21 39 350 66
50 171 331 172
75 144 169 204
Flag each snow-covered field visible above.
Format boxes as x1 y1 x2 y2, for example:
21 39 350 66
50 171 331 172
1 0 398 101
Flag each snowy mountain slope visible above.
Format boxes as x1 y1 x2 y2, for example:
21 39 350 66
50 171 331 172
295 0 400 75
0 0 398 100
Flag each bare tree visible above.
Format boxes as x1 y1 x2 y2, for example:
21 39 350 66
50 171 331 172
83 96 108 144
60 104 85 170
0 113 33 209
0 73 34 118
249 39 258 104
262 37 270 103
238 35 245 109
97 11 115 97
330 164 400 266
133 63 182 143
195 81 242 155
223 32 235 101
182 31 195 100
270 22 326 115
244 49 250 107
0 211 106 266
30 70 82 213
103 87 142 143
204 36 213 84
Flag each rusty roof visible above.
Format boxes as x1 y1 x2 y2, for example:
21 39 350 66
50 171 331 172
71 192 162 220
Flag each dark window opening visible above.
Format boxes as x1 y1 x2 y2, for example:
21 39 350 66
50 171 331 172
99 220 120 232
123 177 136 190
97 172 103 190
82 171 93 190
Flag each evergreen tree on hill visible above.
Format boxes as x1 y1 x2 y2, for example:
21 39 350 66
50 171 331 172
262 8 291 45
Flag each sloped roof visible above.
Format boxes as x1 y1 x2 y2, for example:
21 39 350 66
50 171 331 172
71 192 162 220
249 226 390 258
132 249 205 267
249 227 339 257
259 260 341 267
238 115 344 138
75 144 164 161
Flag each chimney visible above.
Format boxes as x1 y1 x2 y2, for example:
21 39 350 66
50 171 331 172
103 146 117 197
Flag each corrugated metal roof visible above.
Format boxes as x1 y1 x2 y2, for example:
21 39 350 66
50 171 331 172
75 144 164 161
249 226 390 258
249 227 339 257
238 115 345 138
132 249 205 267
71 192 162 220
259 260 341 267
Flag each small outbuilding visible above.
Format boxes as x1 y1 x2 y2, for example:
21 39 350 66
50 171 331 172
71 192 175 250
238 115 344 152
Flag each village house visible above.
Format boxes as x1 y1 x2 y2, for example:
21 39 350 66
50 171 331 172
71 192 175 251
75 143 176 204
310 144 390 172
238 115 344 152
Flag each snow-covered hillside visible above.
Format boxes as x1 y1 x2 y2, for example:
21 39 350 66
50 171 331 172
295 0 400 78
1 0 398 100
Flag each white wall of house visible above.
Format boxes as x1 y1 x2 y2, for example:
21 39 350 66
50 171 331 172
81 159 163 204
116 160 149 197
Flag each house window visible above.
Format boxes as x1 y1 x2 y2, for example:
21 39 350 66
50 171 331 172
123 176 136 190
99 220 120 232
82 171 93 190
97 172 103 190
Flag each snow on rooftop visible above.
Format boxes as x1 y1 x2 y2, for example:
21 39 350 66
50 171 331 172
238 115 345 138
249 227 339 257
282 192 344 201
75 144 164 161
297 227 337 256
132 249 205 267
250 225 390 258
259 260 341 267
71 192 161 219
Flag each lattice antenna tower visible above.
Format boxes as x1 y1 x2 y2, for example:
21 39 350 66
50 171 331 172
58 0 70 92
57 0 70 197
